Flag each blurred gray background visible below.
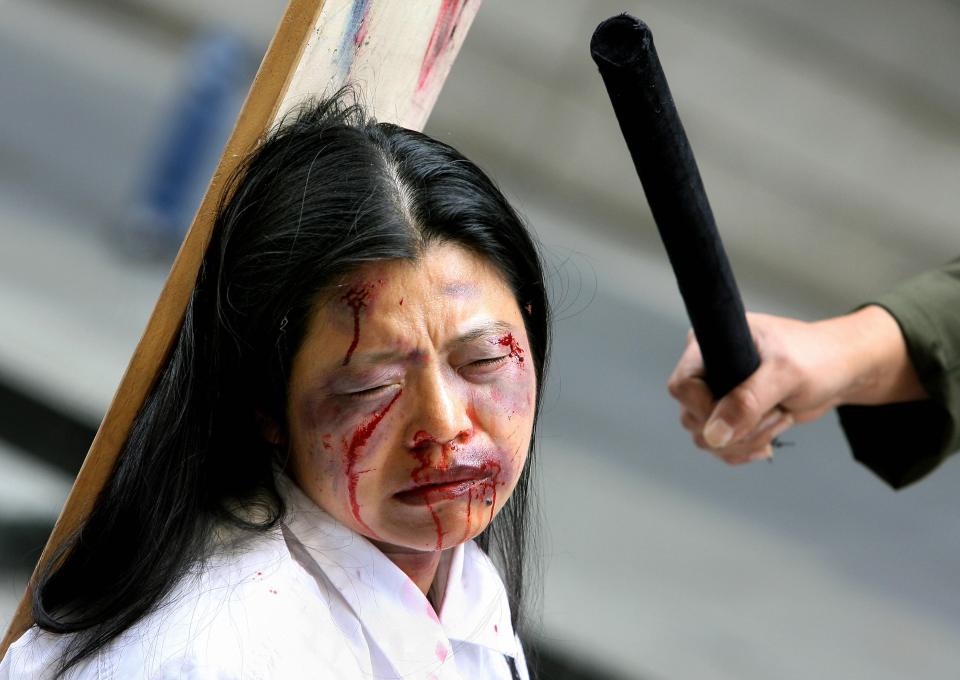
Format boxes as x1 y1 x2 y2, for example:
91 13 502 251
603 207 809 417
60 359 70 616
2 0 960 678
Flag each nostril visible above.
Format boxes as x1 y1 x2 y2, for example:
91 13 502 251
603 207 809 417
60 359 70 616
412 430 435 449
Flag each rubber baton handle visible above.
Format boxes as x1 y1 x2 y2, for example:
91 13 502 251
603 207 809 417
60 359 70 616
590 14 759 397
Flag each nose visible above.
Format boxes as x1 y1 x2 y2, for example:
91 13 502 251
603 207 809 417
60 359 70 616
408 367 473 448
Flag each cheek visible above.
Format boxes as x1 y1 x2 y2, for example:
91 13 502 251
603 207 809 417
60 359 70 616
479 369 535 428
470 373 536 474
294 399 395 490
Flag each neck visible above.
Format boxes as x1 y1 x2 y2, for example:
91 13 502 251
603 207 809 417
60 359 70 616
372 542 454 609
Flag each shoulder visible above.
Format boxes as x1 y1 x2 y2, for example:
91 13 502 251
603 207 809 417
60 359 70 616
2 526 363 679
116 524 353 677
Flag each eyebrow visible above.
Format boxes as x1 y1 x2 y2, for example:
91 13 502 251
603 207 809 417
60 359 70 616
448 320 515 348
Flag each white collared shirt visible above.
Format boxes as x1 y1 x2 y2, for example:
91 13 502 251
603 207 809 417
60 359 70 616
1 475 529 679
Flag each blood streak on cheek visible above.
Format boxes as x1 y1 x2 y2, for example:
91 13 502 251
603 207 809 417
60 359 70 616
497 333 524 366
343 390 402 536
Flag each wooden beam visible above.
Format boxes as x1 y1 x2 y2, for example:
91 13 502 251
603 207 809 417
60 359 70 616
2 0 481 655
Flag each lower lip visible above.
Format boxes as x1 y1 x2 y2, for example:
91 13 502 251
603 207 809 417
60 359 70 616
394 477 490 506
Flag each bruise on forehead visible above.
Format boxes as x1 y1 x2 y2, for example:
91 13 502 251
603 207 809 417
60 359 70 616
442 281 479 298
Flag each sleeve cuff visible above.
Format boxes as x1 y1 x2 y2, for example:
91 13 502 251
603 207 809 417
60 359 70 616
837 264 960 487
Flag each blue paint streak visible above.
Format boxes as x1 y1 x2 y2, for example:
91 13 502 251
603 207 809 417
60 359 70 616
336 0 374 81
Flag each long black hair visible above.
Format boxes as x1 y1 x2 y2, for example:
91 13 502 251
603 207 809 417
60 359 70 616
32 92 551 676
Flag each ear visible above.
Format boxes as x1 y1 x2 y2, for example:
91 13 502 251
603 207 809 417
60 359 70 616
255 409 286 447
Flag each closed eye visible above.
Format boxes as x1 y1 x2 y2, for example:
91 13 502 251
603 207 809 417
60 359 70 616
459 355 509 377
471 356 508 367
342 383 399 401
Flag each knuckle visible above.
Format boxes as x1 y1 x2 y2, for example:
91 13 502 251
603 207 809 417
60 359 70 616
728 388 761 419
680 411 701 431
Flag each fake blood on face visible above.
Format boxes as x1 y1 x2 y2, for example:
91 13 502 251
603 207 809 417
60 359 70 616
341 284 373 366
497 333 524 366
403 429 503 550
344 389 402 537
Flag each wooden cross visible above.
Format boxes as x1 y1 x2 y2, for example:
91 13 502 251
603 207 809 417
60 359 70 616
1 0 482 654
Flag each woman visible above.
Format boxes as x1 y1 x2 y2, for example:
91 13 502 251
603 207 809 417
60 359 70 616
1 93 549 679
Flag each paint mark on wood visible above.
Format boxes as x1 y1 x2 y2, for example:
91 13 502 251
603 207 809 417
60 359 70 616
336 0 374 80
417 0 469 91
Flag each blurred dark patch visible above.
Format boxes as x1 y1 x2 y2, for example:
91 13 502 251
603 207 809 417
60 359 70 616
525 638 635 680
0 519 54 571
0 379 92 476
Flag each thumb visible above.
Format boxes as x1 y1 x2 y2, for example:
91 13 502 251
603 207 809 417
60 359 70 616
702 362 789 448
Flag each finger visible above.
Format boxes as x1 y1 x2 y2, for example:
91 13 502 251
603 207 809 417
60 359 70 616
671 377 716 422
680 408 704 433
715 411 795 464
702 360 796 449
667 332 705 394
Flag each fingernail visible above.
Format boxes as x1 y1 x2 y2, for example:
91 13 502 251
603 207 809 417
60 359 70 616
770 414 794 439
704 418 734 448
748 446 773 463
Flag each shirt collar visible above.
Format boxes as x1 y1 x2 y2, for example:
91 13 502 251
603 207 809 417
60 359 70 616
439 539 517 657
276 473 520 669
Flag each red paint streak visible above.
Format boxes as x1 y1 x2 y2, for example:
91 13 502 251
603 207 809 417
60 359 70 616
494 624 499 634
436 641 449 663
341 284 373 366
417 0 468 91
498 333 525 366
353 4 371 47
345 390 402 536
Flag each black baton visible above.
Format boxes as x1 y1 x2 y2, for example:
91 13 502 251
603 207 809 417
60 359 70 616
590 14 759 398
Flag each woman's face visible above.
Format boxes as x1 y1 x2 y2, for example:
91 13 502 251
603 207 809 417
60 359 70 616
285 242 537 552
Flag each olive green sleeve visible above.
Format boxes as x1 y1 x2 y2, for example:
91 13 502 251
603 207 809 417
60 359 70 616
837 258 960 489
